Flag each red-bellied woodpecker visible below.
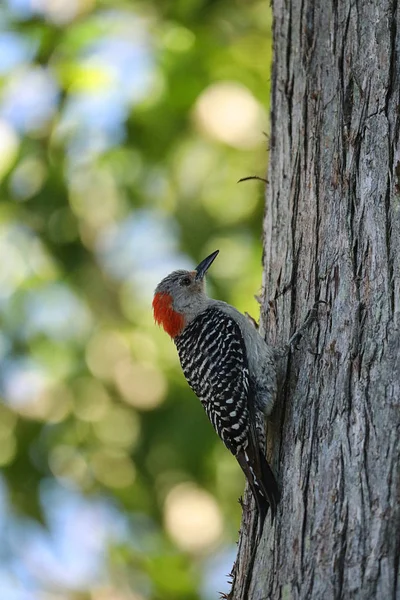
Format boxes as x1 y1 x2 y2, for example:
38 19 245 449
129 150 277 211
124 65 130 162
153 250 279 529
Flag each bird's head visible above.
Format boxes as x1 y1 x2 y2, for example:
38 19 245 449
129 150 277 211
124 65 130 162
153 250 219 338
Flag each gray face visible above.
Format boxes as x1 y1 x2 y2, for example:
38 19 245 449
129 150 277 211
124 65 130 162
155 269 209 320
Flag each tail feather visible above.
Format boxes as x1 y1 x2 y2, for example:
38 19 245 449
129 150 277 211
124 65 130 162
258 448 280 517
236 445 280 532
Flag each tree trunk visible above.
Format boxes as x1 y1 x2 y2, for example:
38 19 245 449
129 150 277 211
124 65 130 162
230 0 400 598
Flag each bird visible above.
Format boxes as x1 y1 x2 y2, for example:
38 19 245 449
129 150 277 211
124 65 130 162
152 249 280 530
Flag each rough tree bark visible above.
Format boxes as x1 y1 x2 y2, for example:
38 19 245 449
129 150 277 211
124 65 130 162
230 0 400 598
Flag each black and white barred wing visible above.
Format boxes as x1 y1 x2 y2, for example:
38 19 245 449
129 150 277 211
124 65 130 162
174 308 250 455
175 307 280 521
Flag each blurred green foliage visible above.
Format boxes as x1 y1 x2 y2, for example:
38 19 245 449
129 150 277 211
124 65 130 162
0 0 272 598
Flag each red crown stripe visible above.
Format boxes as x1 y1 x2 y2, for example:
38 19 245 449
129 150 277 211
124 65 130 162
152 292 185 338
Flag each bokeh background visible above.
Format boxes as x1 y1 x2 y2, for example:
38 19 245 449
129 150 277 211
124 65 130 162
0 0 272 598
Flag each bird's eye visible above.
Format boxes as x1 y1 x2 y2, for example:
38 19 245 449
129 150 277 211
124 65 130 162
180 276 191 286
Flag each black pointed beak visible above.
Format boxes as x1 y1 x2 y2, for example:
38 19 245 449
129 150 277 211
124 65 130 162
195 250 219 281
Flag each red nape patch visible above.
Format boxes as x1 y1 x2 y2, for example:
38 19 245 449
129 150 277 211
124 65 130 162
152 292 185 338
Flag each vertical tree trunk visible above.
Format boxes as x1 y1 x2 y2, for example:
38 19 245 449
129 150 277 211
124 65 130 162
230 1 400 598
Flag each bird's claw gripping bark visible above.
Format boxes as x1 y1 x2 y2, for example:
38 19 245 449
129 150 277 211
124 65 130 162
275 300 327 358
